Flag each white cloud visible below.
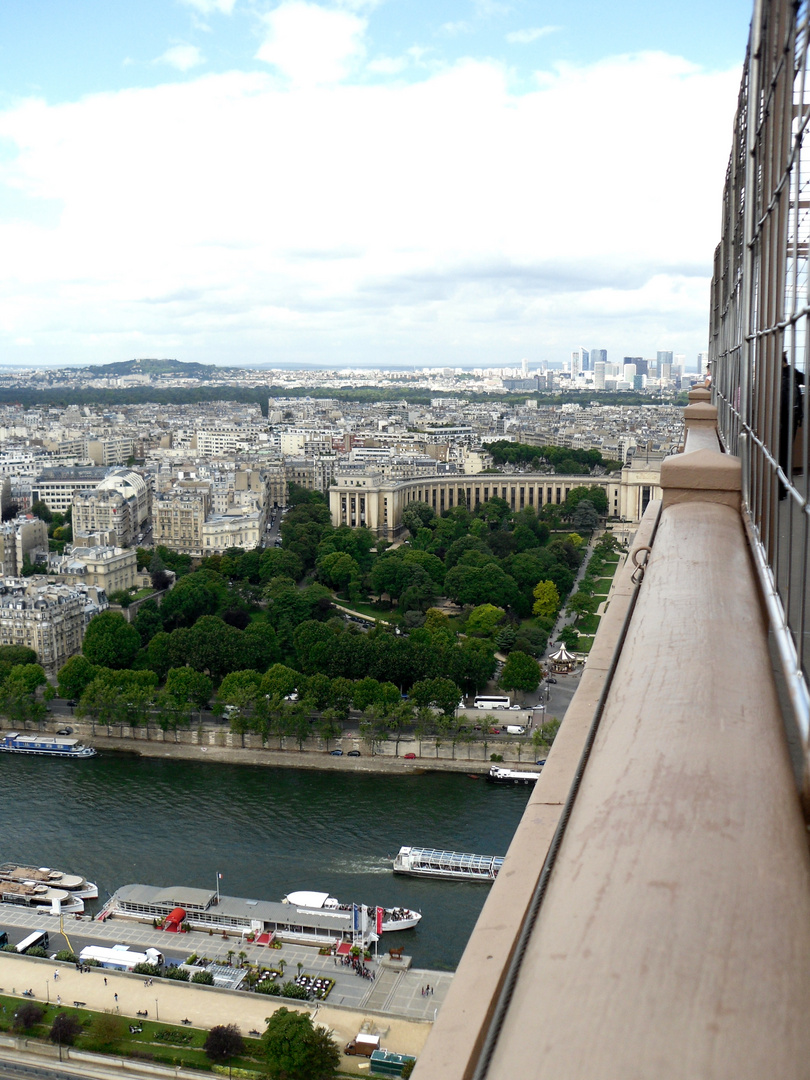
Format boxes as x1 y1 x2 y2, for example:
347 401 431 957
156 44 206 71
178 0 237 14
506 26 559 44
0 52 740 366
367 55 409 75
256 2 367 86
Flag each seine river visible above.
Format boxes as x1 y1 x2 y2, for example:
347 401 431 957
0 752 532 971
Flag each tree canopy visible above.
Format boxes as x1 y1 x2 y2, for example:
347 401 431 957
261 1007 340 1080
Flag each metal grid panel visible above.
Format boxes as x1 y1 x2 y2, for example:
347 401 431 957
711 0 810 752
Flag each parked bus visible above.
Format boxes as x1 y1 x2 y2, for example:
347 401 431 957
473 695 511 710
15 930 49 954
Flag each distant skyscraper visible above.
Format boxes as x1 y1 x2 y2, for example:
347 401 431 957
521 358 529 377
570 350 582 378
635 358 648 376
657 350 673 368
594 362 606 389
591 349 607 368
580 347 590 372
697 351 709 373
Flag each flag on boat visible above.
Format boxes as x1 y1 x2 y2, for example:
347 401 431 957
217 873 223 880
376 907 383 935
352 903 359 931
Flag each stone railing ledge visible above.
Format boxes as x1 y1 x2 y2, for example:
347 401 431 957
683 400 718 425
660 448 741 510
687 385 712 403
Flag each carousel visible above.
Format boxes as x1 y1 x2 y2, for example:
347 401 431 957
548 642 577 674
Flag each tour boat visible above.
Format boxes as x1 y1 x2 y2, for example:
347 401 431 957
393 846 504 882
0 863 98 900
282 890 422 932
0 732 96 758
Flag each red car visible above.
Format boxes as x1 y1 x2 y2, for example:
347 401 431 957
403 752 417 760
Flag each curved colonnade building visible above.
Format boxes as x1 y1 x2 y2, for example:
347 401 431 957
329 454 664 537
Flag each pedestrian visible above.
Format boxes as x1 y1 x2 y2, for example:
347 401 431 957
53 970 59 981
114 993 118 1003
104 977 107 986
56 995 61 1006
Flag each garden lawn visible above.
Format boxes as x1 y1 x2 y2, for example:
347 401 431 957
0 996 265 1073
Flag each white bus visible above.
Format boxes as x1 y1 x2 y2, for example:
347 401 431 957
16 930 49 954
473 695 511 710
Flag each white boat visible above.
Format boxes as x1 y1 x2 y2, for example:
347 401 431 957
393 846 504 882
486 765 540 786
0 732 96 758
282 890 422 932
0 879 84 914
0 863 98 900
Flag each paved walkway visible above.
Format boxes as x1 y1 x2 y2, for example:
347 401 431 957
0 903 449 1060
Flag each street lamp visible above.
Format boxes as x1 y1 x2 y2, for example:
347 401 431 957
155 998 159 1021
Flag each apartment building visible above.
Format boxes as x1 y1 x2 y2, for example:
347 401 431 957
87 435 135 466
0 515 49 575
201 508 263 553
152 483 211 556
47 545 140 594
0 578 87 677
31 466 109 514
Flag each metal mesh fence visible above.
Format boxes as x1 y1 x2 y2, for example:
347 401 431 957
711 0 810 748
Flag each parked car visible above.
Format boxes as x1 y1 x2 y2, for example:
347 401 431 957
56 727 73 736
347 750 361 757
536 759 546 766
66 699 78 707
330 749 344 756
510 704 522 710
546 677 558 684
488 727 501 735
403 752 417 760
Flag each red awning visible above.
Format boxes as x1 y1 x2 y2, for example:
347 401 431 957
167 907 186 924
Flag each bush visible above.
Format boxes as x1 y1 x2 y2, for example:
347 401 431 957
281 981 310 1000
191 969 214 985
256 980 282 996
164 966 190 981
132 962 161 976
26 946 48 957
203 1023 245 1064
54 950 78 963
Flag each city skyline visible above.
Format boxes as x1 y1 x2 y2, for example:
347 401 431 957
0 1 751 370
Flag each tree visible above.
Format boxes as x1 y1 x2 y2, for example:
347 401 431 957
532 580 560 618
465 604 505 637
572 500 599 532
50 1013 82 1046
12 1002 44 1031
31 499 52 523
557 626 580 649
0 664 51 728
57 655 98 700
500 650 541 697
261 1007 340 1080
204 1023 245 1067
82 611 140 669
568 589 597 621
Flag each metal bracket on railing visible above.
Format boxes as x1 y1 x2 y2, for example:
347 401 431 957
631 546 651 584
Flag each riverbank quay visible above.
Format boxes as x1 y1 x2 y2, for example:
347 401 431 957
39 724 552 774
0 904 450 1026
0 938 439 1075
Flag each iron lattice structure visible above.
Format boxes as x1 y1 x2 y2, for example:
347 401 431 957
712 0 810 751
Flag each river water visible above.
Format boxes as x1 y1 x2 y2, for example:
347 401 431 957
0 751 532 971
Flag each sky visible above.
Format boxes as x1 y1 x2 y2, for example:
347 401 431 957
0 0 753 371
